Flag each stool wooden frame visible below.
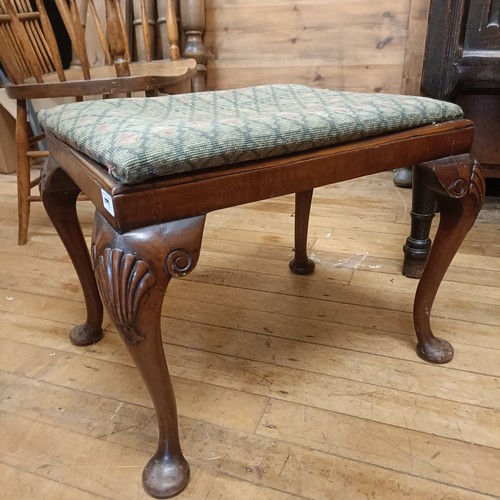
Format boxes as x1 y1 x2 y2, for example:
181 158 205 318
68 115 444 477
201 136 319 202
40 116 484 497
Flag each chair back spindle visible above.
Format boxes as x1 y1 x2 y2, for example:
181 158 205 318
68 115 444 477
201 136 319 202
33 0 66 80
88 0 112 65
54 0 91 79
133 0 155 62
105 0 131 77
166 0 180 60
0 0 58 83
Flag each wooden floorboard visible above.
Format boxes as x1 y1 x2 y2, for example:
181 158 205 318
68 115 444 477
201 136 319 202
0 171 499 499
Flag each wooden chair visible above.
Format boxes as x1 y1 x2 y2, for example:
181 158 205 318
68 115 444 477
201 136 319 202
35 5 484 498
0 0 205 245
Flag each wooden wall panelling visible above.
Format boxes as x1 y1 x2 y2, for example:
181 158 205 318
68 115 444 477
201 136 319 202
401 0 431 95
204 0 418 94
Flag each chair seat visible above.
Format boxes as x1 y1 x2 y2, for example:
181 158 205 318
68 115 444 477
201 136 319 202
38 84 463 185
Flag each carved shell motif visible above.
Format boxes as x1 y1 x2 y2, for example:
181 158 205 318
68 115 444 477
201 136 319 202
468 160 486 210
94 248 156 344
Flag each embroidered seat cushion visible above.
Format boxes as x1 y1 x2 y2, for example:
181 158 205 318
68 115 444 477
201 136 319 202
38 84 463 185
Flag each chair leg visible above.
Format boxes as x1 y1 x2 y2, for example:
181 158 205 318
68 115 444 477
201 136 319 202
402 165 437 278
413 155 485 363
289 189 315 275
40 158 103 346
16 100 31 245
92 212 206 498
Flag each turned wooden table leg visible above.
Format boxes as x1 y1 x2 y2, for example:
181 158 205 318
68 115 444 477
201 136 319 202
412 155 485 363
92 212 206 498
180 0 207 92
402 164 437 278
40 159 103 345
289 189 315 275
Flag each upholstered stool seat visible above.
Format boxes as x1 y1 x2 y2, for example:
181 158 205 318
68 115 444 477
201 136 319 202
39 83 484 498
38 84 462 185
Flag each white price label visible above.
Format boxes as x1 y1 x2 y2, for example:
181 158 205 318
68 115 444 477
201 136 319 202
101 189 115 217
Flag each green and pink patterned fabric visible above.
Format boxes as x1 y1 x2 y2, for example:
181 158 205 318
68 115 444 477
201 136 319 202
38 84 463 185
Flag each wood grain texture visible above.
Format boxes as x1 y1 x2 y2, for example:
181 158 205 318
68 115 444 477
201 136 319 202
0 171 499 498
401 0 431 95
204 0 426 94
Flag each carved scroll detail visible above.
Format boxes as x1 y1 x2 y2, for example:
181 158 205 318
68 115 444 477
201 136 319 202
165 249 194 277
94 247 156 344
428 158 485 206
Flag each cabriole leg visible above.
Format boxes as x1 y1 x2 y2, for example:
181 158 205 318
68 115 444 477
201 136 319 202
40 159 103 345
413 155 485 363
289 189 315 275
92 212 206 498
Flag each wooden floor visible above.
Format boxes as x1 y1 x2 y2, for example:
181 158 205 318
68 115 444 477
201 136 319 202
0 171 499 499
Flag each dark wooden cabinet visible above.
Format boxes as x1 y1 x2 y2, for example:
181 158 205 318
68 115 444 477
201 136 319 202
422 0 500 178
